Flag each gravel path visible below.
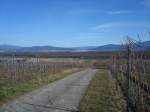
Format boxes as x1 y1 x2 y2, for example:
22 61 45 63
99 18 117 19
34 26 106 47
0 69 97 112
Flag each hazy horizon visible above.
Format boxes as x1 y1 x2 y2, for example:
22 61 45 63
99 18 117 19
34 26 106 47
0 43 122 48
0 0 150 47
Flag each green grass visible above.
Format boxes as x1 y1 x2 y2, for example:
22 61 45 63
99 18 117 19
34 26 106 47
79 69 126 112
0 68 80 105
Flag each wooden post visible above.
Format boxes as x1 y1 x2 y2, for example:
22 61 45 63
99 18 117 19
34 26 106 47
127 44 132 112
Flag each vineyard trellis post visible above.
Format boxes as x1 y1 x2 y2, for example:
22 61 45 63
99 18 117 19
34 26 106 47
127 40 132 112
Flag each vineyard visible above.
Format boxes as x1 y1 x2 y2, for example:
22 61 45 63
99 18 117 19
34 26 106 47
0 57 85 82
110 41 150 112
0 48 149 112
0 57 87 104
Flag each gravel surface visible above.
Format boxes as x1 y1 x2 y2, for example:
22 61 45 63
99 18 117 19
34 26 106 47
0 69 97 112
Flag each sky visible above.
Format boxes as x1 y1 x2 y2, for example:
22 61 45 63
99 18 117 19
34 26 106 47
0 0 150 47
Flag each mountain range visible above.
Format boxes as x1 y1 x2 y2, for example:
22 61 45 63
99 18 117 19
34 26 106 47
0 41 150 52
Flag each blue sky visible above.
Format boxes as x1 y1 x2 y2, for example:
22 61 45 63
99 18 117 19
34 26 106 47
0 0 150 47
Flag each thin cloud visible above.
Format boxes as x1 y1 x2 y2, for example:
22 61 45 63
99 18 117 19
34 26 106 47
106 10 134 15
67 9 134 16
92 23 116 30
92 22 150 30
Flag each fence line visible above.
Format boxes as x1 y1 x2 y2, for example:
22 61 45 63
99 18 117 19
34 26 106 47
110 50 150 112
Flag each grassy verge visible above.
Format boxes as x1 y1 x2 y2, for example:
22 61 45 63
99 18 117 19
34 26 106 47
0 68 80 105
79 69 126 112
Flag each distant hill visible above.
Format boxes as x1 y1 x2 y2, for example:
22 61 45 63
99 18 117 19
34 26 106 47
135 41 150 50
92 41 150 51
92 44 123 51
0 41 149 52
19 46 73 52
0 45 73 52
71 46 97 51
0 45 21 52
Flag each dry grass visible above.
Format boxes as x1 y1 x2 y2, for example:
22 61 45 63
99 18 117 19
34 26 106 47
0 68 80 105
79 69 126 112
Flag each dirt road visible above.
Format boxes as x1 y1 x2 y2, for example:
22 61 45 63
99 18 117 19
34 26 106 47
0 69 97 112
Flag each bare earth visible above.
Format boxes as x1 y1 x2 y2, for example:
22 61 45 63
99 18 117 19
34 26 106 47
0 69 97 112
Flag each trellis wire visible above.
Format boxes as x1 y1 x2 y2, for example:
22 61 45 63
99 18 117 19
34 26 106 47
110 43 150 112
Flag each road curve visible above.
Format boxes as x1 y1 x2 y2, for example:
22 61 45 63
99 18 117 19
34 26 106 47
0 69 97 112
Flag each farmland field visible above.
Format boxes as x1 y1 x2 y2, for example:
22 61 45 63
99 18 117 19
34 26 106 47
0 56 91 105
0 51 149 112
